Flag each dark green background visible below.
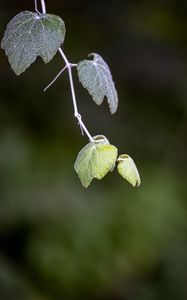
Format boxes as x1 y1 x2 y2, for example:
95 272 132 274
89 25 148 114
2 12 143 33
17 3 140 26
0 0 187 299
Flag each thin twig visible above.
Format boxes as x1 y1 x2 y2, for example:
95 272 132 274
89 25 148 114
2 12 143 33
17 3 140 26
34 0 40 13
59 48 94 142
40 0 94 142
44 65 67 92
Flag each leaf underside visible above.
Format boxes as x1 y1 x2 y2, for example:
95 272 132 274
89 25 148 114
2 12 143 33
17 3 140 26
77 53 118 114
117 154 141 187
74 136 118 188
1 11 66 75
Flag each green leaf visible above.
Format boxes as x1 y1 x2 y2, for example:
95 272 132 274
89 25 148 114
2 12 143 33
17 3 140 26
74 135 118 188
117 154 141 187
1 11 66 75
77 53 118 114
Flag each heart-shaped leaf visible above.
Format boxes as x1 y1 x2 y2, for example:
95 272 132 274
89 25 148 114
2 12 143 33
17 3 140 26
1 11 66 75
77 53 118 114
74 135 118 188
117 154 141 187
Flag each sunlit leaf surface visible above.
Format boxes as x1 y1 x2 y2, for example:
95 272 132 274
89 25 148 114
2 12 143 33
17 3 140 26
74 135 118 187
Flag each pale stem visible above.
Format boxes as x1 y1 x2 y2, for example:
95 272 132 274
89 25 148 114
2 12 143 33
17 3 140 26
40 0 46 13
34 0 39 13
40 0 94 142
44 65 67 92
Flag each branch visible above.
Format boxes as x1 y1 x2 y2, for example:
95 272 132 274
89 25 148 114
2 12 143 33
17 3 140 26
39 0 94 142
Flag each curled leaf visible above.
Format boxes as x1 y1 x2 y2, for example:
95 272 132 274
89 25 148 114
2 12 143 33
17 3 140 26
74 135 118 188
77 53 118 114
117 154 141 187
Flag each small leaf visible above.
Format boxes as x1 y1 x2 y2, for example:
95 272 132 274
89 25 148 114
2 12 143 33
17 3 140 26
74 135 118 188
1 11 66 75
117 154 141 187
77 53 118 114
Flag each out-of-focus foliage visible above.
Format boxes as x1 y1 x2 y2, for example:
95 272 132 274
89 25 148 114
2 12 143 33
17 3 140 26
0 0 187 299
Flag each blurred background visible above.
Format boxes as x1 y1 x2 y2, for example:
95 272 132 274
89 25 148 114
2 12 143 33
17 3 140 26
0 0 187 299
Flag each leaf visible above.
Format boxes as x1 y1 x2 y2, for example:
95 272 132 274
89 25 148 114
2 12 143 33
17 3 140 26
74 135 118 188
1 11 66 75
77 53 118 114
117 154 141 187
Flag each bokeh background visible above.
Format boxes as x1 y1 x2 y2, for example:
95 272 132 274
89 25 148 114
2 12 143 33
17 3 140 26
0 0 187 299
